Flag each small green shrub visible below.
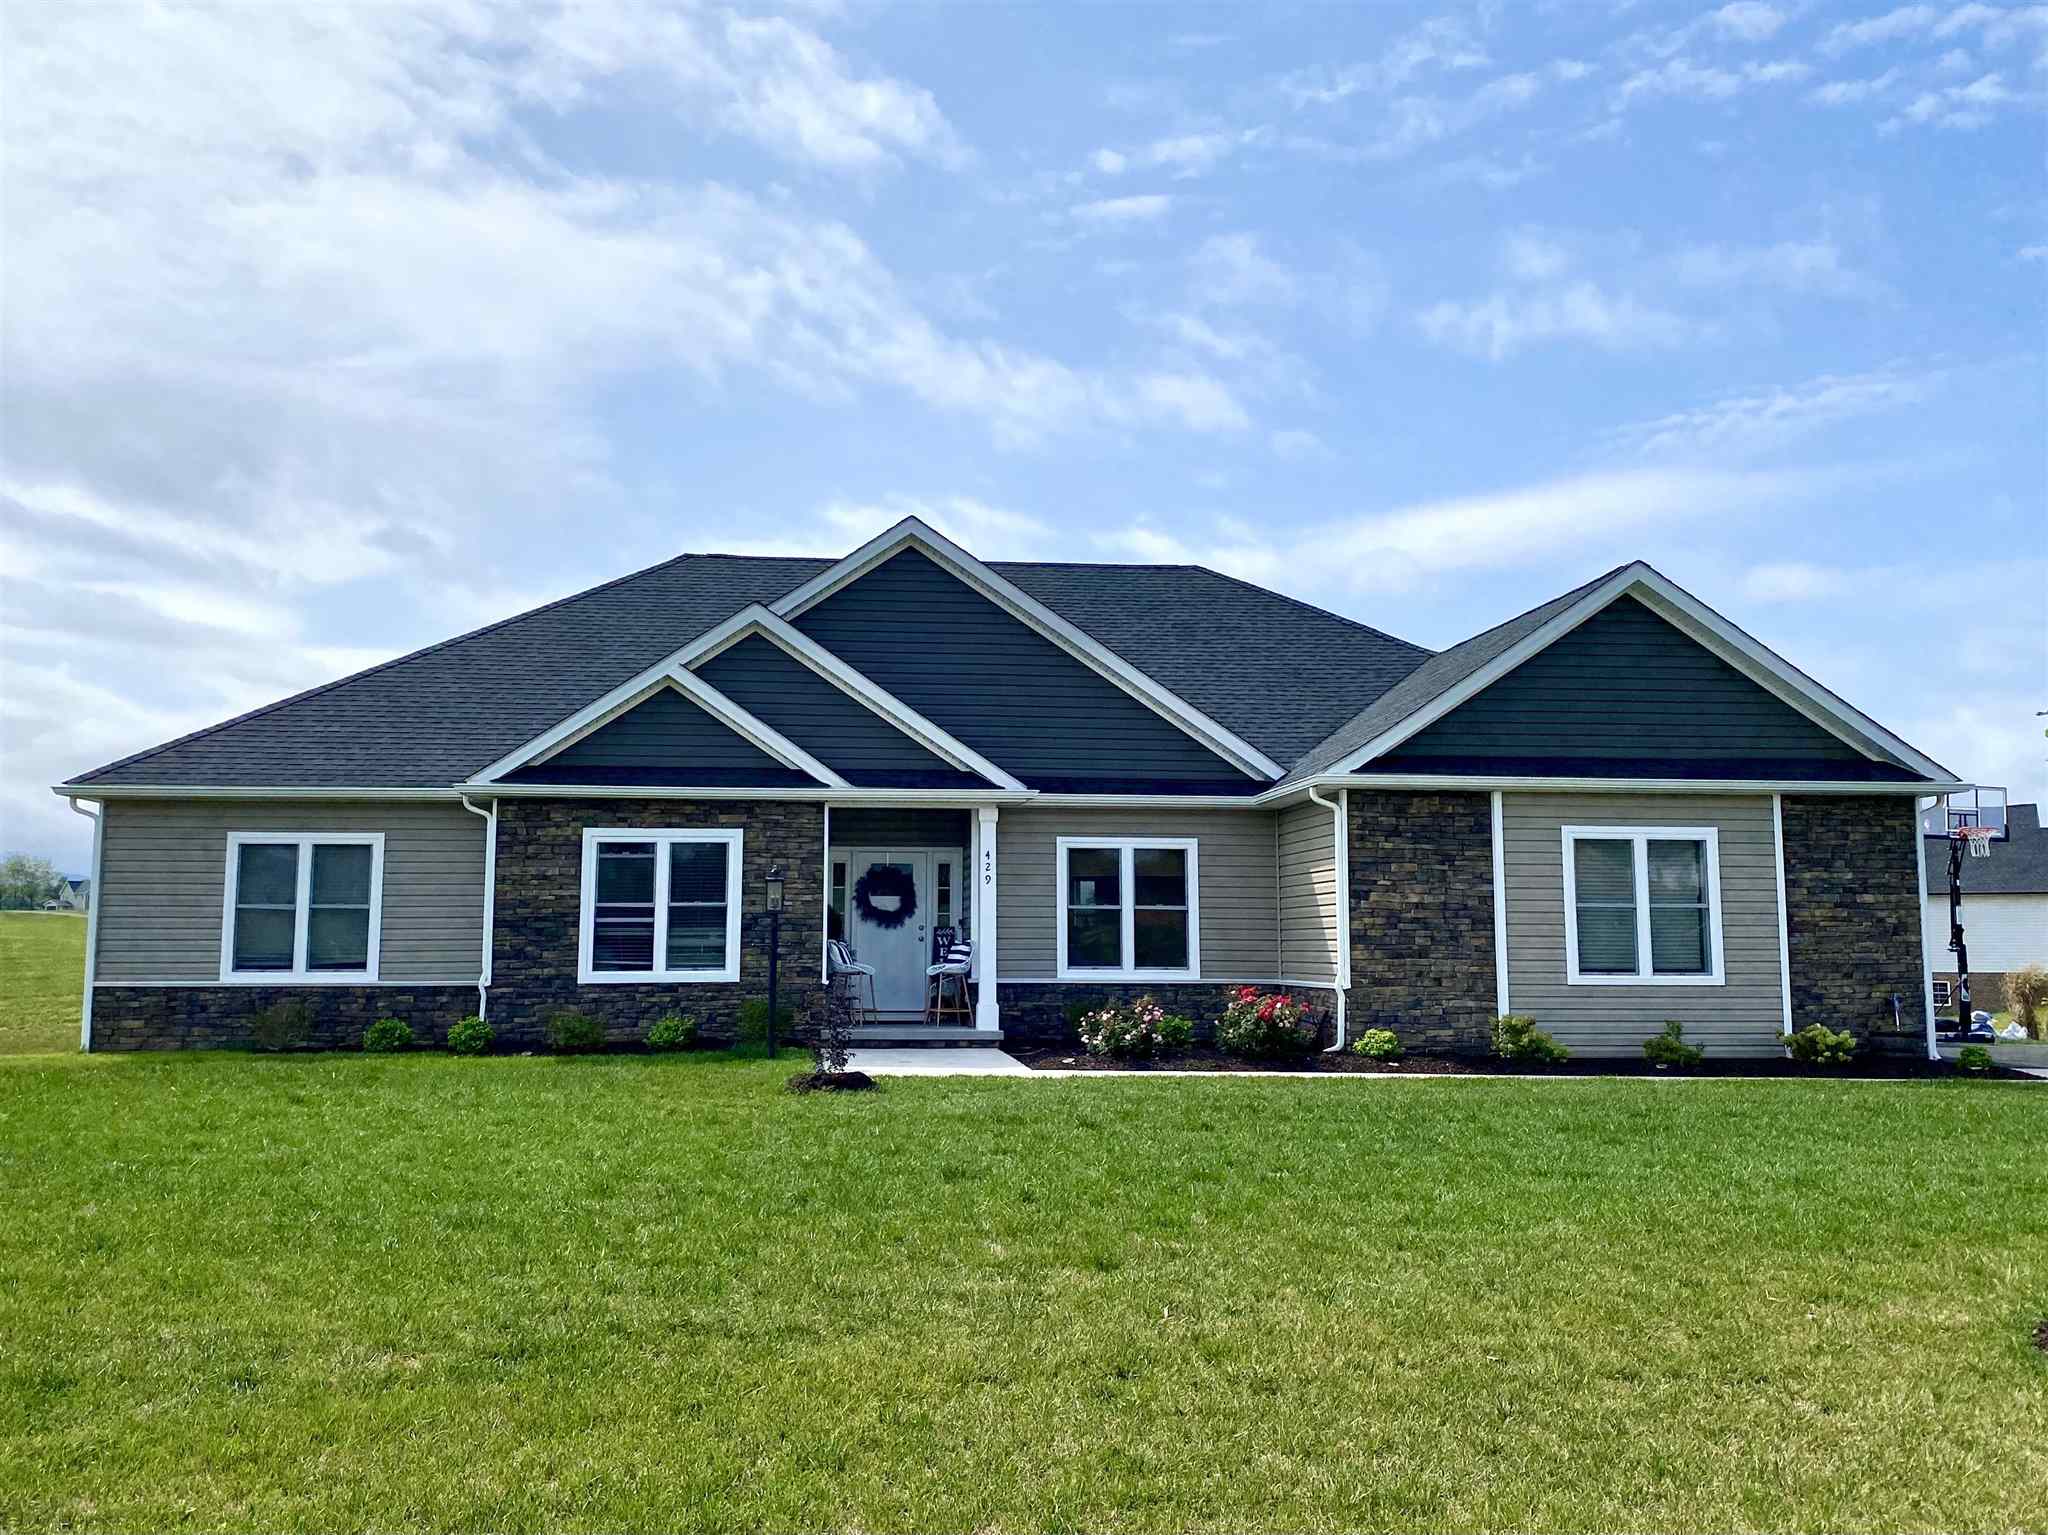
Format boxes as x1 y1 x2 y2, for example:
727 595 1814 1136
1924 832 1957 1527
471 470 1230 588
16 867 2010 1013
646 1012 698 1052
1215 988 1316 1057
248 998 312 1053
1783 1023 1856 1067
1157 1013 1194 1051
1495 1013 1569 1065
1642 1020 1704 1069
1956 1044 1994 1074
1351 1027 1403 1061
547 1011 605 1054
735 999 793 1052
447 1014 492 1056
362 1017 412 1053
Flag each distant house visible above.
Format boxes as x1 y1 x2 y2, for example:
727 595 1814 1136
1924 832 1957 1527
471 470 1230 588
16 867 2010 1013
40 878 91 912
1923 795 2047 1014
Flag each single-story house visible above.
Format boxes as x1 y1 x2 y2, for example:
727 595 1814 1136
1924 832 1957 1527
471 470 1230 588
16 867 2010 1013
40 877 90 912
56 517 1962 1055
1923 801 2046 1015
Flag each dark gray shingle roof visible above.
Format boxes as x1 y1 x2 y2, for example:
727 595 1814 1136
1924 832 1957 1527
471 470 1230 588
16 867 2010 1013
1925 803 2048 895
68 552 1431 787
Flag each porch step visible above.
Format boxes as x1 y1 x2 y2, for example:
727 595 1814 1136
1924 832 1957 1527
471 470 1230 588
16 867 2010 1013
850 1025 1004 1045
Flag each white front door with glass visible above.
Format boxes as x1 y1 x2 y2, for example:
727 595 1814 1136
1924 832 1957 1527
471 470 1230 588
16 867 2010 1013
833 848 965 1018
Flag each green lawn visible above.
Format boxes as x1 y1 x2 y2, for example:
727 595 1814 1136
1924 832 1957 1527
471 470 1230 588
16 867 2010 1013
0 911 83 1055
2 1051 2043 1532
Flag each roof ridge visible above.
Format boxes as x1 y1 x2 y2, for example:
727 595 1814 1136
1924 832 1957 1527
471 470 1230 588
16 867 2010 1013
70 550 718 786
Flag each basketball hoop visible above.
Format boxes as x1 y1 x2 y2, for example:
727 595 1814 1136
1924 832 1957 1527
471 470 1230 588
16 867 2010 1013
1954 825 1995 859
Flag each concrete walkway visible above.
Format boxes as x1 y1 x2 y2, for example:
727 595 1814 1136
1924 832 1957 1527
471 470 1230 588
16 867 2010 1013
847 1047 1031 1076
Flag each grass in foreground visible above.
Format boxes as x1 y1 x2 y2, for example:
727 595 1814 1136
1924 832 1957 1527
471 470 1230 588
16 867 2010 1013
0 911 83 1055
1 1053 2043 1533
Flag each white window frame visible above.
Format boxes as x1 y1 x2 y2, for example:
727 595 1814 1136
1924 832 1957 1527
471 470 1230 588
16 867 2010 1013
578 828 744 984
1932 978 1953 1008
1055 836 1200 981
218 832 385 984
1560 825 1724 987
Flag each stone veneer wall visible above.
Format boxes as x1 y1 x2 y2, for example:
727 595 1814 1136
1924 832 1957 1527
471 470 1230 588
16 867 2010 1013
90 985 479 1051
1781 794 1926 1053
489 797 826 1047
993 982 1339 1046
1345 789 1499 1053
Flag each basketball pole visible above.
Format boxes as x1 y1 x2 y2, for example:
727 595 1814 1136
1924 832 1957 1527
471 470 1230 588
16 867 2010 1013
1946 834 1972 1033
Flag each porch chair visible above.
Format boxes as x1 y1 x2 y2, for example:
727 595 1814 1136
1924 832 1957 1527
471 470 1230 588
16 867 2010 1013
827 939 878 1024
924 931 974 1027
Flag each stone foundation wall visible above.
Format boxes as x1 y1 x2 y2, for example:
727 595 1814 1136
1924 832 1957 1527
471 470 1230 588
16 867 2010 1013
1345 790 1499 1054
1781 794 1926 1053
90 986 478 1051
993 982 1338 1045
489 797 827 1047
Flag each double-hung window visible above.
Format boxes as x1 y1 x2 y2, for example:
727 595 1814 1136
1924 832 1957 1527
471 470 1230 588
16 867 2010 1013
220 833 384 982
1056 837 1199 980
579 828 743 983
1561 826 1723 985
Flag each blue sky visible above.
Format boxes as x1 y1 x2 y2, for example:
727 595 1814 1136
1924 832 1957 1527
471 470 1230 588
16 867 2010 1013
4 0 2043 870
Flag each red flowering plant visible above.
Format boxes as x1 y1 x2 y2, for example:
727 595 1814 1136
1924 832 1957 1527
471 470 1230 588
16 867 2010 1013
1216 986 1316 1058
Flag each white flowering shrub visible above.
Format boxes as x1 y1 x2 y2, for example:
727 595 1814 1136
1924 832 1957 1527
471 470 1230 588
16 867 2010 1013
1078 995 1181 1057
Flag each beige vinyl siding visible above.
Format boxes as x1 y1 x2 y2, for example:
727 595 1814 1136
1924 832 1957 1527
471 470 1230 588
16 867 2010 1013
998 807 1278 978
96 800 485 985
1501 793 1784 1054
1278 800 1339 984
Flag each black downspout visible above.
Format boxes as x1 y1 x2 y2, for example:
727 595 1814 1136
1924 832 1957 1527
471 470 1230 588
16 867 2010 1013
1946 836 1971 1032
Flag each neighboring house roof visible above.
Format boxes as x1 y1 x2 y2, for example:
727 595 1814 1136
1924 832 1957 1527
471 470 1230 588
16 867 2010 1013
1926 803 2048 895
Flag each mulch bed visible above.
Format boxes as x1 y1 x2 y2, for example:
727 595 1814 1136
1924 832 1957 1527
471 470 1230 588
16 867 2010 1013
785 1069 877 1093
1005 1043 2035 1080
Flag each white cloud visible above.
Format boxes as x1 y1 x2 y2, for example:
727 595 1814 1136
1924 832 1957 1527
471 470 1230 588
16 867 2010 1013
1090 148 1128 174
1417 283 1696 360
1189 233 1299 307
1501 230 1574 282
1711 3 1789 41
1279 16 1491 107
1821 6 1941 54
1889 71 2025 129
815 495 1054 558
1135 373 1252 432
1809 68 1902 105
1607 363 1948 458
1742 561 1851 601
1070 193 1174 223
1615 55 1810 105
1670 238 1887 300
2019 244 2048 261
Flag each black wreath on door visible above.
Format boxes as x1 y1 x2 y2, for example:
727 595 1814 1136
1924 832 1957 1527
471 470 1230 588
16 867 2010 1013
852 864 919 930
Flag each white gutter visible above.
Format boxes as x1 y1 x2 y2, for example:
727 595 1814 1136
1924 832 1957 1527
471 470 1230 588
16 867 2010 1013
1303 774 1969 798
1307 785 1350 1052
69 798 103 1053
459 794 496 1020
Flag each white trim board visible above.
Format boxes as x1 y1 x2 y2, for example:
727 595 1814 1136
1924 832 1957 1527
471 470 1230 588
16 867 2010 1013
472 667 848 788
218 831 386 984
1559 824 1725 987
767 516 1282 781
674 604 1025 791
576 827 745 985
1333 562 1954 783
1052 835 1202 982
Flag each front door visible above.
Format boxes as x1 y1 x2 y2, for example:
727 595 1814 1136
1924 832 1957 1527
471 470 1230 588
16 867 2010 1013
843 849 932 1017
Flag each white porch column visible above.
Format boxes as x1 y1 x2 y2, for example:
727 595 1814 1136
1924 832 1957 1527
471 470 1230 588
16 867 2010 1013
975 805 1000 1032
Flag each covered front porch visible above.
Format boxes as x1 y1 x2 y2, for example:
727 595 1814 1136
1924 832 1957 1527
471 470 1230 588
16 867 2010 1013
824 803 1002 1041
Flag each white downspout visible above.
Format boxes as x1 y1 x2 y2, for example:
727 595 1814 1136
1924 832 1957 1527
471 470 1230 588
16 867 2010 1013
1308 785 1350 1052
460 794 496 1020
1912 804 1939 1062
69 797 103 1052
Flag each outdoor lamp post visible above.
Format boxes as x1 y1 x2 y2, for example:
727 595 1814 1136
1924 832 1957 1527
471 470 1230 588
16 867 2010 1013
764 864 785 1057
